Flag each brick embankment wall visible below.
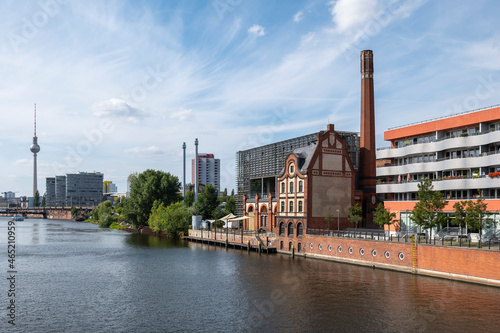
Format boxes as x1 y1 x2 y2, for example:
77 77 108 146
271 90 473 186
277 235 500 287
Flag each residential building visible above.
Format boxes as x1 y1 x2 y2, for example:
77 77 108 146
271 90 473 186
192 153 220 193
376 105 500 233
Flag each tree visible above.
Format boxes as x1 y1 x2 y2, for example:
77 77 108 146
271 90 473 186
148 201 192 238
123 170 182 227
41 193 46 207
465 196 493 245
195 184 219 219
184 191 195 207
92 200 115 227
224 196 236 215
230 189 235 197
410 179 448 238
71 206 78 217
34 190 40 207
451 201 468 235
348 203 363 230
373 203 398 229
325 214 334 231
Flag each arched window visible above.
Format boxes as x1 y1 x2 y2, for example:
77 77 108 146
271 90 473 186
289 201 293 212
281 182 285 194
288 222 294 237
288 242 293 251
290 164 294 174
289 181 294 193
281 201 285 212
297 223 303 237
279 222 285 236
248 206 253 213
298 201 303 212
298 242 302 253
280 241 283 250
298 180 303 192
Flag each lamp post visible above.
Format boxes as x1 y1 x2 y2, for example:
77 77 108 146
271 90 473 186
336 208 340 232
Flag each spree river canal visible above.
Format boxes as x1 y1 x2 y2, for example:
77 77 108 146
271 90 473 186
1 218 499 332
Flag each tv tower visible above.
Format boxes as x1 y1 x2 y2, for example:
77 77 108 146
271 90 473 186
30 104 40 197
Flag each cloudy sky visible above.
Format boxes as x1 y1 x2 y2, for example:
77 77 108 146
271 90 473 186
1 0 499 197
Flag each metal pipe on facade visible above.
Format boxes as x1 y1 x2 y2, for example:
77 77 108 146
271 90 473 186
195 138 199 203
182 142 186 198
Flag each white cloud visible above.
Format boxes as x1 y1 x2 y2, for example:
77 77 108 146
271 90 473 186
91 98 147 123
124 146 162 155
329 0 378 34
294 11 304 22
248 24 266 37
14 159 30 166
169 108 193 121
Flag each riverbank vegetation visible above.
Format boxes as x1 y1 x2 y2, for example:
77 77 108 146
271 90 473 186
90 169 235 238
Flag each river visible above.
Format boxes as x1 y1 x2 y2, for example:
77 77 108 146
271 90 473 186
1 218 499 332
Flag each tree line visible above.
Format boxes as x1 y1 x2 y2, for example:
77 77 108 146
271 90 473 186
89 169 235 237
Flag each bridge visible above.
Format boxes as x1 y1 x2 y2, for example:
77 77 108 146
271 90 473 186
0 207 93 220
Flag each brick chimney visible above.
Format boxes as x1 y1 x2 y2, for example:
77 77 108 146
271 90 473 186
359 50 376 192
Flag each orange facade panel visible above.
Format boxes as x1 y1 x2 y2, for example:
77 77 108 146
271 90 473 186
385 106 500 141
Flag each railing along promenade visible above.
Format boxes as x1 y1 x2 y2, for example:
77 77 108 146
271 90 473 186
305 229 500 251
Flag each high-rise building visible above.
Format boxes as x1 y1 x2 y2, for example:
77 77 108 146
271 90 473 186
103 181 118 193
46 177 56 206
191 154 220 193
46 172 103 207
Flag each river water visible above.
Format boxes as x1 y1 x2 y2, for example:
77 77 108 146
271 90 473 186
1 217 499 332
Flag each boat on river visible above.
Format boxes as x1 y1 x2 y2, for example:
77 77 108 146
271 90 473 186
12 215 24 221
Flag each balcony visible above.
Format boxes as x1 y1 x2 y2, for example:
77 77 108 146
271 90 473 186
377 175 500 194
377 151 500 177
377 130 500 159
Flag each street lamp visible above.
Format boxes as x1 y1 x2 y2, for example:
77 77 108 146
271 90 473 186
336 208 340 232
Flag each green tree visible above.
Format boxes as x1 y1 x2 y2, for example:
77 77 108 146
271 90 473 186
184 191 195 207
410 179 448 238
148 201 192 238
230 189 235 197
465 196 492 245
71 206 78 217
373 203 398 229
195 184 219 219
123 170 182 227
92 200 115 227
325 214 334 231
34 190 40 207
348 203 363 230
41 193 46 207
451 201 468 234
224 196 236 215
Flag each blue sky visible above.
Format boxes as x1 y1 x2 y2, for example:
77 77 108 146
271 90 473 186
1 0 500 197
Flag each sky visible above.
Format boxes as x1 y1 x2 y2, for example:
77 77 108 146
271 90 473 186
1 0 500 197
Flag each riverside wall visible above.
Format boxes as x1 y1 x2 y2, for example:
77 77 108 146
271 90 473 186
287 234 500 287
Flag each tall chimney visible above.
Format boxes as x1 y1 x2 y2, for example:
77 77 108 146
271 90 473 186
359 50 376 193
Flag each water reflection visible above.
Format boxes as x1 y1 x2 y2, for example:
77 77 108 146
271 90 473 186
0 218 498 333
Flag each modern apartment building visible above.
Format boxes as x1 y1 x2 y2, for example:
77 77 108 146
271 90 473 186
376 105 500 233
192 154 220 193
46 172 103 207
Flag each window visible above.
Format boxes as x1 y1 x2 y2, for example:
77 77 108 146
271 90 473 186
297 223 303 237
288 223 294 237
279 222 285 236
298 181 303 192
289 181 294 193
298 201 303 212
290 165 294 174
281 201 285 212
281 182 285 194
289 201 293 212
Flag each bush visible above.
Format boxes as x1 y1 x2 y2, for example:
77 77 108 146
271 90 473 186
99 213 117 228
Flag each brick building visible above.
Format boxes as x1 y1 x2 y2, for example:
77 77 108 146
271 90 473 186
240 50 378 242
